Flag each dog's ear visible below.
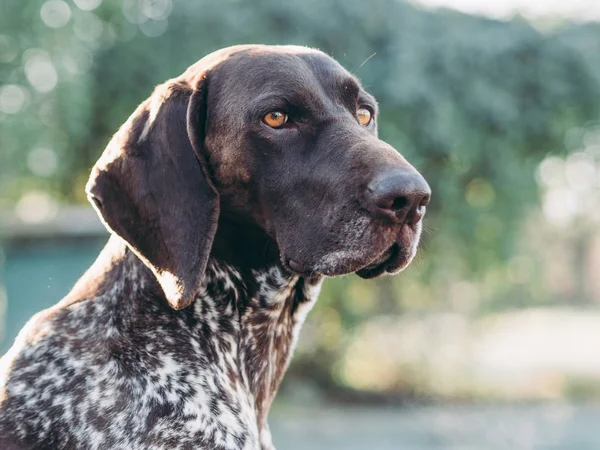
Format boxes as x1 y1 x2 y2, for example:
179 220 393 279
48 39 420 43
86 75 219 310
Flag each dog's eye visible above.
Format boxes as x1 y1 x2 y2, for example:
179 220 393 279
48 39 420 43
263 111 288 128
357 107 372 126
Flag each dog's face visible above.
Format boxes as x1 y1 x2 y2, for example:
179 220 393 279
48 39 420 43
86 45 430 309
205 47 430 278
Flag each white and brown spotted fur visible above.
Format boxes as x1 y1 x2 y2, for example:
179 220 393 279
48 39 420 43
0 45 430 449
0 237 322 449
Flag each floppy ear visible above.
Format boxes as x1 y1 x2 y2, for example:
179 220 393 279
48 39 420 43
86 75 219 310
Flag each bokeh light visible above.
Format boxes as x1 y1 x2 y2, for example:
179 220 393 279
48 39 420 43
0 85 27 114
27 147 58 178
40 0 72 29
73 0 103 12
24 50 58 93
73 12 105 43
14 191 58 224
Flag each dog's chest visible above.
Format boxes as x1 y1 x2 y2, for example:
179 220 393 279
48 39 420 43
0 261 322 450
163 262 323 448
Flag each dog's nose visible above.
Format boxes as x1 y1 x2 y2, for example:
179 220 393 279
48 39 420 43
366 169 431 225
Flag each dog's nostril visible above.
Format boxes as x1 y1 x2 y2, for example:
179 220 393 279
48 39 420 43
91 196 103 210
406 193 430 225
391 196 408 211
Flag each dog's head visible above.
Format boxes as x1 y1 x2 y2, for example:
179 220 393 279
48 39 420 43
87 45 430 309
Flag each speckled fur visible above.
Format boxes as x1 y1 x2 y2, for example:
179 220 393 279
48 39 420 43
0 238 322 449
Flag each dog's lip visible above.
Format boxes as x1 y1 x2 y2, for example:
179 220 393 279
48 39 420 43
355 243 401 279
287 258 308 273
282 257 314 276
284 243 403 278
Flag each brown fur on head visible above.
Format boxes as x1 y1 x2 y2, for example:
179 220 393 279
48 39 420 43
87 45 430 309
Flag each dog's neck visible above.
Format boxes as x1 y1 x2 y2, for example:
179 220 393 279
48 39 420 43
200 218 325 427
199 258 322 428
78 226 323 433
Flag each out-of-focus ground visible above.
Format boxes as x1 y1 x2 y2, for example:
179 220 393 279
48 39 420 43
269 403 600 450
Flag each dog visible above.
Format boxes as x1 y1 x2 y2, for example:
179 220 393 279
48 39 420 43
0 45 430 449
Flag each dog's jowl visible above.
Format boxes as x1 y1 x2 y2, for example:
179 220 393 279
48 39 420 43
0 45 430 450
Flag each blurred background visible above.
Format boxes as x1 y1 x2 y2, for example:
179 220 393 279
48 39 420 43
1 0 600 448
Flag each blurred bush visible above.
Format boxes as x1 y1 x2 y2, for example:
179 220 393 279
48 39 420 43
2 0 600 398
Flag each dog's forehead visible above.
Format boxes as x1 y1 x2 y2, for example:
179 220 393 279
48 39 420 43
202 44 344 73
231 46 344 74
205 46 357 98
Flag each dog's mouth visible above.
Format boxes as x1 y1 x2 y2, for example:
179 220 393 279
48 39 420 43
282 221 422 278
355 243 403 279
283 242 411 278
284 245 402 277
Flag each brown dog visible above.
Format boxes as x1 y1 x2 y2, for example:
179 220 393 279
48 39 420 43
0 45 430 450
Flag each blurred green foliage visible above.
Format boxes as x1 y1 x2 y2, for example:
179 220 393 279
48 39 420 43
2 0 600 395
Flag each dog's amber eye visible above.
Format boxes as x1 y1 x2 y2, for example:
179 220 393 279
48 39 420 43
263 111 288 128
357 107 372 126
